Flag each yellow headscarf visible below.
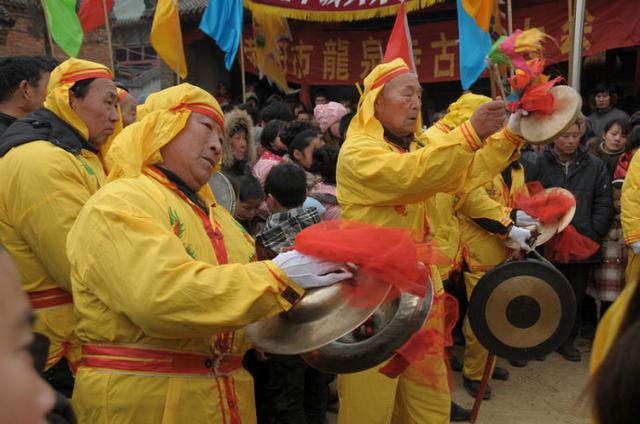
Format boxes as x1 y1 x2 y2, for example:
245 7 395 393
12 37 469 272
438 93 492 131
348 58 418 141
105 83 224 201
44 58 121 145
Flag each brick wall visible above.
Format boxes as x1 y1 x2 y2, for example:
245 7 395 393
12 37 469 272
0 4 112 68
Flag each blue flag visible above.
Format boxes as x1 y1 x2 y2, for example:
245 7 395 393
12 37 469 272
199 0 243 71
456 0 492 90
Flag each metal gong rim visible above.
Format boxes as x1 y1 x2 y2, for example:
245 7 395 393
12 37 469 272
301 280 433 374
468 260 576 361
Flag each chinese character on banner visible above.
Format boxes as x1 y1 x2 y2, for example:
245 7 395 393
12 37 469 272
292 39 314 78
323 39 350 81
560 9 595 55
243 37 258 69
274 40 289 74
430 32 457 78
412 39 422 67
360 37 382 79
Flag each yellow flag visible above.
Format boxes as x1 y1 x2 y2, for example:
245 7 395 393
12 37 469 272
151 0 188 79
252 12 291 93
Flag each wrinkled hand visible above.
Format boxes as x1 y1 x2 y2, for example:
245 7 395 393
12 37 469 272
508 226 533 252
515 210 539 227
469 100 507 140
272 250 353 290
631 242 640 255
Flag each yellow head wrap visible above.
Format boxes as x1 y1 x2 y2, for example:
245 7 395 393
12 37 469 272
105 83 224 201
348 58 417 141
44 58 121 145
438 93 491 130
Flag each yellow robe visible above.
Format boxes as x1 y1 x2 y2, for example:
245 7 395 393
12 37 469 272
68 168 303 423
591 152 640 373
0 58 114 371
458 166 526 380
336 119 522 424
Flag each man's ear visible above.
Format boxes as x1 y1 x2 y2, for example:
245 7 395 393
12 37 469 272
17 80 29 100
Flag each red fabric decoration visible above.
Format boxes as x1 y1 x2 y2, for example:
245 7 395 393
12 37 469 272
544 225 600 263
614 151 635 181
295 221 433 298
78 0 114 34
507 77 561 115
379 292 458 391
513 183 575 226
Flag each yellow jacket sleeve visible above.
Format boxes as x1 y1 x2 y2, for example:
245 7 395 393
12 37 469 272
337 122 521 207
458 182 514 234
622 153 640 245
68 187 304 339
6 144 97 291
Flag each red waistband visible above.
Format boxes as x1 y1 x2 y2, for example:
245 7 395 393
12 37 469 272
28 288 73 309
79 344 243 377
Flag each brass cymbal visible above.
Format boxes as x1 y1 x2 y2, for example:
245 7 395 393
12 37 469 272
520 85 582 145
246 275 392 355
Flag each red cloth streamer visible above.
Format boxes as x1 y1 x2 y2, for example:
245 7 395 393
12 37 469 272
378 292 458 391
513 183 575 226
507 77 560 114
78 0 114 34
544 225 600 263
295 221 434 299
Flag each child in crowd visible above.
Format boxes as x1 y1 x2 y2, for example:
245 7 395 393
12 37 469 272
231 175 265 236
310 144 340 220
284 129 324 190
253 119 287 186
587 180 627 317
251 163 328 424
221 109 256 179
314 101 348 147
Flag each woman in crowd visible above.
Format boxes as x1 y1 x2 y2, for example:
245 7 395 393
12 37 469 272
253 119 287 186
588 118 631 176
587 84 629 137
314 101 348 147
284 129 324 190
221 108 256 179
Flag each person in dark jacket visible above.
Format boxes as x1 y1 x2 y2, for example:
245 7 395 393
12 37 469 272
586 84 629 138
527 121 614 362
0 56 57 136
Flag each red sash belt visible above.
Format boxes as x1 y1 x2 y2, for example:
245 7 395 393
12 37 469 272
28 288 73 309
80 344 243 377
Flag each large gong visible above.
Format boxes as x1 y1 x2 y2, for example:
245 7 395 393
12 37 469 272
468 259 576 361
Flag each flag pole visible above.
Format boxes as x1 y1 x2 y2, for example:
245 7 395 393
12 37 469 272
174 0 180 85
102 0 115 71
240 31 247 103
40 0 54 55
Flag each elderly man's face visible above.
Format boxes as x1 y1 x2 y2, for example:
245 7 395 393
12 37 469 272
374 73 422 137
160 112 223 191
70 78 120 146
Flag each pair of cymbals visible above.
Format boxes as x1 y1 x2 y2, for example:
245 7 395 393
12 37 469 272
520 85 582 144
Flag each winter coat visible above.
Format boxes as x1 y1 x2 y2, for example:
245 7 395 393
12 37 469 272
527 144 614 262
587 106 629 138
221 109 257 178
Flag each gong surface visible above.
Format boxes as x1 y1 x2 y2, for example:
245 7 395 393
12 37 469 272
468 260 576 360
520 85 582 144
208 172 236 214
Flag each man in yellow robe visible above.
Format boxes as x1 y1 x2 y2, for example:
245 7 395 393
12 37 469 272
0 58 120 394
457 162 533 398
591 151 640 372
67 83 348 424
336 58 525 424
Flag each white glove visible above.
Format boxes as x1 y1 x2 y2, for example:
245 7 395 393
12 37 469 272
508 226 533 251
508 109 527 137
631 242 640 255
272 250 353 290
515 210 539 227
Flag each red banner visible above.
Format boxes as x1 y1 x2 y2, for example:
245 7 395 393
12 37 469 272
241 0 640 86
244 0 441 22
